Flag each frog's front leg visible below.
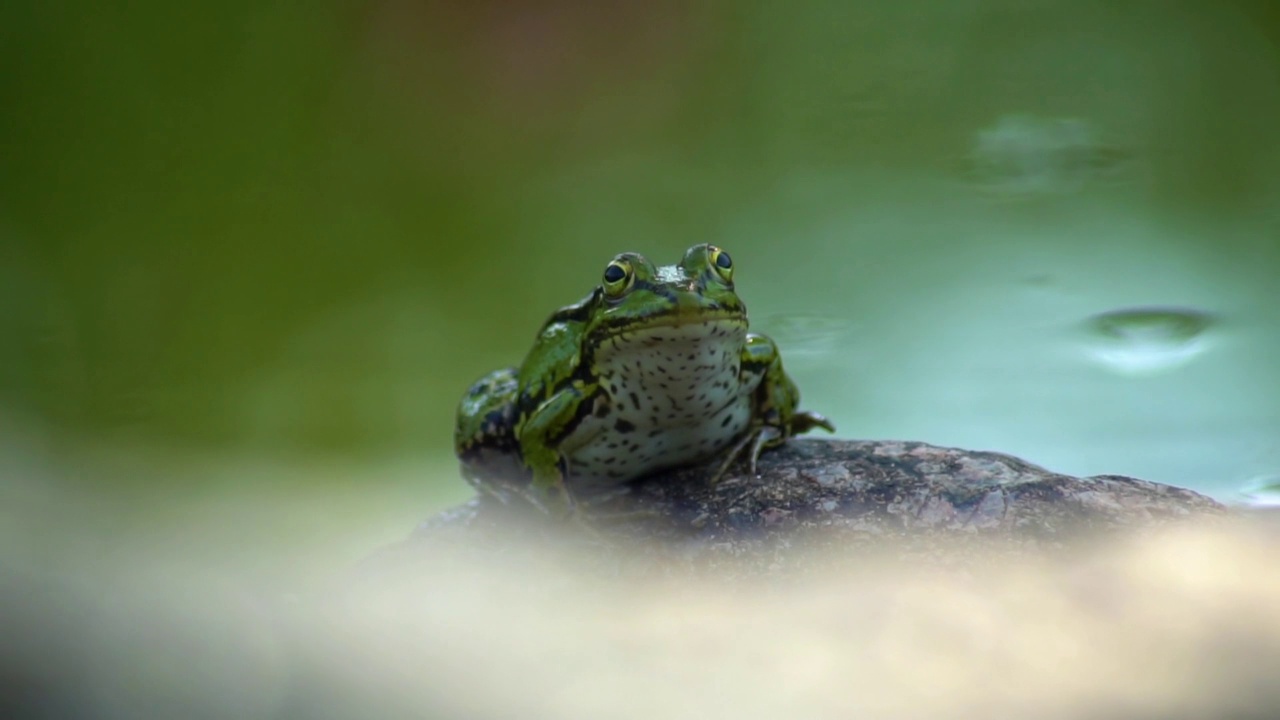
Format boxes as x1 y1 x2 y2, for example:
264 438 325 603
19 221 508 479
454 367 528 505
516 380 602 518
744 332 835 440
713 333 835 481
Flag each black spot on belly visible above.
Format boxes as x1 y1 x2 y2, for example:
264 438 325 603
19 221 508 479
720 414 733 427
614 419 636 433
629 392 641 410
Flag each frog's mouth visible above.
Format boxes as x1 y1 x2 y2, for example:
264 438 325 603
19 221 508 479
592 311 747 347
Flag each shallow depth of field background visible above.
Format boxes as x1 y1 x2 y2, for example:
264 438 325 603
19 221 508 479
2 2 1280 717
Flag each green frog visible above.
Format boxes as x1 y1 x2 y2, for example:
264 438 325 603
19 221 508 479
454 243 833 517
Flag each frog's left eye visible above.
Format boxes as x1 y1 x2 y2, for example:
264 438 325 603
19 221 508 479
602 259 634 297
708 246 733 282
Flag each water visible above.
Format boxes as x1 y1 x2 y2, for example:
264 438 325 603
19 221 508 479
2 0 1279 506
5 6 1280 718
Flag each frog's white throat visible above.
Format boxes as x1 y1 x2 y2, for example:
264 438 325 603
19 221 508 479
566 317 756 487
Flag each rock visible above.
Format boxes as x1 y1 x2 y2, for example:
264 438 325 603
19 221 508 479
334 441 1271 720
393 439 1228 575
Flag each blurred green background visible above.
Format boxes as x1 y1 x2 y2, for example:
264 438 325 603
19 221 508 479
3 0 1280 560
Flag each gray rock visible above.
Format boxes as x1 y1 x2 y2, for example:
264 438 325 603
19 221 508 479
396 439 1228 575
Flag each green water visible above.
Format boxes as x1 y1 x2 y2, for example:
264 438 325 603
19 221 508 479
3 1 1279 504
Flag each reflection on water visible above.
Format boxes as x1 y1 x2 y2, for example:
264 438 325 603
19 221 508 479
965 114 1131 196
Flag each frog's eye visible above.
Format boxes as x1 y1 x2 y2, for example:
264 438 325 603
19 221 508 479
708 246 733 282
602 259 634 297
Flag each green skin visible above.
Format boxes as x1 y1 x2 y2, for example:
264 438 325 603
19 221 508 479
454 243 833 517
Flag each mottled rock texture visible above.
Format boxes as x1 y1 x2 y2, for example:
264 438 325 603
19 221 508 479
401 439 1228 574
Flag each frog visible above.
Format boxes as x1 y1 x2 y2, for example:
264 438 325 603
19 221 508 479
453 243 833 518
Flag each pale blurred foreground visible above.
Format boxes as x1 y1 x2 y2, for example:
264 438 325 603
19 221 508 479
4 457 1279 720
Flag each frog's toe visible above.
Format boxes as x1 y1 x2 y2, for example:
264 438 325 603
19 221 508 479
708 430 756 485
746 425 781 476
520 480 578 520
792 410 835 435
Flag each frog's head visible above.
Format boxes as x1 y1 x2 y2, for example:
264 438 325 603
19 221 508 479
585 243 747 344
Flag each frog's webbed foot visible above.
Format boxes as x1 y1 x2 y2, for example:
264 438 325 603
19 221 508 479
707 430 754 485
790 410 835 436
707 411 836 485
723 332 835 485
746 425 782 476
708 425 781 485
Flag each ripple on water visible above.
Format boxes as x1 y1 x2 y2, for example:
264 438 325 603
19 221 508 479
964 114 1131 196
1241 476 1280 509
756 313 857 360
1082 307 1216 375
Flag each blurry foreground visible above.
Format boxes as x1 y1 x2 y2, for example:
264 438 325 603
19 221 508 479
4 4 1280 715
4 441 1278 720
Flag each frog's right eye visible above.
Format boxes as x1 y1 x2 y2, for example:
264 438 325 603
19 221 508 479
602 259 634 297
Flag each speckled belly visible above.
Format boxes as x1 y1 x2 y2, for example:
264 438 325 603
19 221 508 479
562 320 760 487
